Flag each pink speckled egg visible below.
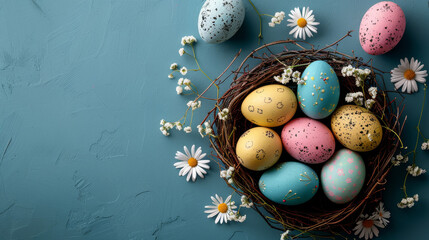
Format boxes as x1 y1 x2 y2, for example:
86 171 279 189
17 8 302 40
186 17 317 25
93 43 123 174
359 1 406 55
281 118 335 164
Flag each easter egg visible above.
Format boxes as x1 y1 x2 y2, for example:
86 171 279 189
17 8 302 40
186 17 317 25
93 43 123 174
321 149 366 204
198 0 245 44
241 84 297 127
298 61 340 119
281 118 335 164
259 161 319 206
331 105 383 152
236 127 282 171
359 1 406 55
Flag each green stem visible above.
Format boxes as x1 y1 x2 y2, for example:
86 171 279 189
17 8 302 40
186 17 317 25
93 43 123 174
191 44 220 99
247 0 263 44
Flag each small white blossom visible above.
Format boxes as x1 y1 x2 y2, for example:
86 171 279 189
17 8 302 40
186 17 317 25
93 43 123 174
174 122 183 131
176 86 183 95
269 11 285 27
178 78 184 85
240 195 254 208
187 100 202 110
391 153 408 166
197 121 214 138
345 92 364 106
181 36 197 46
179 48 185 56
227 178 233 184
397 195 419 209
218 108 229 121
183 78 191 86
365 99 376 109
184 126 192 133
184 86 191 91
180 67 188 76
406 165 426 177
227 210 246 223
170 63 178 70
168 74 174 79
421 141 429 150
368 87 378 99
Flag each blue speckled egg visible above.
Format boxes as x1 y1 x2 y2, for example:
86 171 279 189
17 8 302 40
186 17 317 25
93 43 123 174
297 61 340 119
321 149 366 204
198 0 245 44
259 162 319 206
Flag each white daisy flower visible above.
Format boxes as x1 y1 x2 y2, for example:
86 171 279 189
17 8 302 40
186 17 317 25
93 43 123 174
373 202 391 226
204 194 237 224
180 67 188 76
391 57 427 94
174 145 210 182
287 7 319 40
353 214 384 240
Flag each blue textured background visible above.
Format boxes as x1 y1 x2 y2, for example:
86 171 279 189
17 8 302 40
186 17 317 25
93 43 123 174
0 0 428 239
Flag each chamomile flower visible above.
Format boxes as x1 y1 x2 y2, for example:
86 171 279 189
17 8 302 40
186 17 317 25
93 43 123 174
174 145 210 182
204 194 237 224
373 202 390 226
353 214 384 240
287 7 319 40
180 67 188 75
391 57 427 94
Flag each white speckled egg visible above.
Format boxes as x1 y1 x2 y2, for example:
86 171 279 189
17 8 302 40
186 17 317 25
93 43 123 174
321 149 366 204
259 161 319 206
359 1 406 55
236 127 282 171
241 84 297 127
198 0 245 44
297 61 340 119
331 105 383 152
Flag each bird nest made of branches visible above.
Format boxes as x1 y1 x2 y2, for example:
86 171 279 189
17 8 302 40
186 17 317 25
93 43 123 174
208 34 404 239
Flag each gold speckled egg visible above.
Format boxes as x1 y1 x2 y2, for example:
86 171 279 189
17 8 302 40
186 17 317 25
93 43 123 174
331 105 382 152
241 84 297 127
236 127 282 171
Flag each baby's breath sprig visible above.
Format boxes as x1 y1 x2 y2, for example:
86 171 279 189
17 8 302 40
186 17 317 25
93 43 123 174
160 36 237 137
394 84 428 208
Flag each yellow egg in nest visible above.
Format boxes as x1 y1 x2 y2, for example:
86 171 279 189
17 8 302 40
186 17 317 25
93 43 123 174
241 84 297 127
236 127 282 171
331 105 383 152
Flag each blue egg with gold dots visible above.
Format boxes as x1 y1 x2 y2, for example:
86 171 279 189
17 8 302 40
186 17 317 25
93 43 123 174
297 61 340 119
258 162 319 206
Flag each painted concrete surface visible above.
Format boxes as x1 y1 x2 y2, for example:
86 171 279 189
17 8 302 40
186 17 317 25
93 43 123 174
0 0 428 239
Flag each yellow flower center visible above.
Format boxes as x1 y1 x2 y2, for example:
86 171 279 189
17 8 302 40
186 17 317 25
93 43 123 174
404 69 416 80
297 18 307 28
187 157 198 167
362 219 374 228
217 203 228 213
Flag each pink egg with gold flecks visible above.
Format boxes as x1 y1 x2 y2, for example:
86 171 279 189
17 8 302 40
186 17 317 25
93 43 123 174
321 149 366 204
359 1 406 55
281 118 335 164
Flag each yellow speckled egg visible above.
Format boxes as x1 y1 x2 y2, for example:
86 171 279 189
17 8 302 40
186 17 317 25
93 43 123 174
331 105 382 152
241 84 297 127
236 127 282 171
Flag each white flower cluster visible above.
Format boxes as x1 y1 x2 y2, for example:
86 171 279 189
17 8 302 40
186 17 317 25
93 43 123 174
268 11 286 27
274 67 301 85
187 100 202 110
406 165 427 177
181 35 197 46
345 91 364 105
197 121 214 138
341 65 371 87
220 166 235 184
345 86 378 109
176 78 192 95
391 153 409 166
240 195 253 208
160 119 184 136
397 194 419 209
421 140 429 150
227 208 247 223
218 108 229 121
280 230 290 240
